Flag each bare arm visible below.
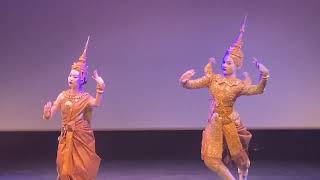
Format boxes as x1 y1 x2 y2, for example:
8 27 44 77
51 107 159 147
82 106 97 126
88 70 106 107
42 92 63 120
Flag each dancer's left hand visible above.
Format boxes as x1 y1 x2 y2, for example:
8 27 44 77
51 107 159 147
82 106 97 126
252 57 269 75
92 70 105 85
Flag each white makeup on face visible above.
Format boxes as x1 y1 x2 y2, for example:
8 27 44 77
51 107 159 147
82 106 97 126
221 55 237 77
68 69 81 89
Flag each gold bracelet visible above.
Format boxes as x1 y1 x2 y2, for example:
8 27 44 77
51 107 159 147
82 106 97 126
96 89 104 94
96 82 105 94
261 73 270 79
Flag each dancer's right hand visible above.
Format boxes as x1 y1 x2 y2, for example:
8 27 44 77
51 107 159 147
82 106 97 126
43 101 52 119
180 69 195 84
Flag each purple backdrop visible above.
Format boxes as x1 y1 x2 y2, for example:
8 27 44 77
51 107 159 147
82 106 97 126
0 0 319 130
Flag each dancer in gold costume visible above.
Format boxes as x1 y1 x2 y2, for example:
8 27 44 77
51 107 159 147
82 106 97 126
179 17 269 180
43 36 105 180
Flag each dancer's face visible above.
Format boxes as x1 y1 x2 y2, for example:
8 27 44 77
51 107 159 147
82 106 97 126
68 69 82 89
221 55 237 76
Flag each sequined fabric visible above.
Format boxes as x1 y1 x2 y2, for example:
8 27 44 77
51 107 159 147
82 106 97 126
182 71 266 160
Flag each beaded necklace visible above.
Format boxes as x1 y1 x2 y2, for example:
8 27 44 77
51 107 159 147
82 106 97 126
63 90 88 102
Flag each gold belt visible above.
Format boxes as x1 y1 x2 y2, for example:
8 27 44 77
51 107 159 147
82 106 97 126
58 124 76 141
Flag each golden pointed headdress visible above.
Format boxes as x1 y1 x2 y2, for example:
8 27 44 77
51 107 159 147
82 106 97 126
71 36 90 83
225 16 247 68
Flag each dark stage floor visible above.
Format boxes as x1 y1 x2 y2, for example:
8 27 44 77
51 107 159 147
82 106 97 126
1 160 319 180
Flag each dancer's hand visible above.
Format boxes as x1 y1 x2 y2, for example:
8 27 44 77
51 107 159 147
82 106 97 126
43 101 52 119
252 57 269 76
92 70 105 86
180 69 195 83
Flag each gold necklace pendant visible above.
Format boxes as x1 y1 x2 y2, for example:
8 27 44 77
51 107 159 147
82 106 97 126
65 100 73 107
